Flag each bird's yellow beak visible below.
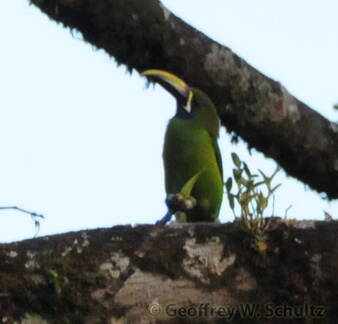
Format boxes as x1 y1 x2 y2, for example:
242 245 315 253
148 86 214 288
142 69 193 112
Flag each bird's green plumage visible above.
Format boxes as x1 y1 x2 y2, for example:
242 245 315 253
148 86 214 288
163 88 223 222
141 69 223 222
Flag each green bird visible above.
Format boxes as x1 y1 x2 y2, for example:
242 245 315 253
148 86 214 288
142 69 223 223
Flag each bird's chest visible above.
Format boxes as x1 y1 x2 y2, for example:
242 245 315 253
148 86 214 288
164 120 210 162
163 120 215 187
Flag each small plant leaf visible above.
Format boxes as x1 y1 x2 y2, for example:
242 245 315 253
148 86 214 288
46 269 59 279
225 177 233 192
258 192 268 211
226 151 285 230
233 169 242 182
253 181 265 187
231 152 241 168
258 169 268 181
271 183 282 193
228 193 235 210
243 162 251 178
272 166 281 178
247 180 254 191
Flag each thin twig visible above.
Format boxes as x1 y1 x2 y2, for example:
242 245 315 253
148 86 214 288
0 206 44 219
284 205 292 219
271 195 276 217
0 206 44 236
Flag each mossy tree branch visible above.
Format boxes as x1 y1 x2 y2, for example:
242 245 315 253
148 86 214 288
27 0 338 199
0 222 336 323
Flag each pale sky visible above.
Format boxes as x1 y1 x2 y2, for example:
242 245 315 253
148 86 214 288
0 0 337 242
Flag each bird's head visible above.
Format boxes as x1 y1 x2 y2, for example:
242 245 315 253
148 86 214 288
142 69 220 136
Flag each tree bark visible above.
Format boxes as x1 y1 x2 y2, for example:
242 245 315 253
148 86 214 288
27 0 338 199
0 222 336 323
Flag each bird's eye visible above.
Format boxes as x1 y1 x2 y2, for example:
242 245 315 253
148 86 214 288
194 99 201 108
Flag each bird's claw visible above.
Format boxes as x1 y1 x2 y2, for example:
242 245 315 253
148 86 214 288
155 193 197 226
155 211 173 226
166 193 197 213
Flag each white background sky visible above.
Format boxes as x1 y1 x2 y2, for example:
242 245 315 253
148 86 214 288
0 0 337 242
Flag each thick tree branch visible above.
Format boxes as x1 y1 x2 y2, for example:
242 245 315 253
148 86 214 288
0 223 336 323
28 0 338 198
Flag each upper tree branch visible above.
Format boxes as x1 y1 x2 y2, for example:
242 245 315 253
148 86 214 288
29 0 338 198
